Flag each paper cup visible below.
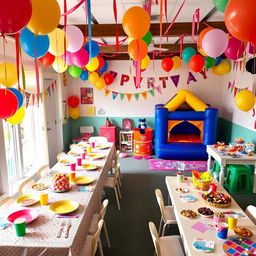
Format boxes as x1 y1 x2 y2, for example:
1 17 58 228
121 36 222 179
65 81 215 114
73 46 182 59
76 158 82 166
91 142 95 148
14 218 26 237
70 163 76 171
69 172 76 182
228 215 238 230
213 215 225 223
81 153 86 159
87 146 92 154
39 193 48 206
216 222 228 239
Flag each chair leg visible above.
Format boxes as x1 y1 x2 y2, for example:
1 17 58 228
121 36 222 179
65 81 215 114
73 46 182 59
103 222 111 248
116 183 122 199
98 239 104 256
158 217 163 235
161 223 168 236
118 175 122 187
113 187 121 210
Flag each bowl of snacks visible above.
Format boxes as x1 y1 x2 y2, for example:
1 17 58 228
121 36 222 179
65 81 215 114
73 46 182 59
180 209 198 219
213 212 225 223
197 207 214 217
175 187 189 193
234 226 253 238
202 192 232 208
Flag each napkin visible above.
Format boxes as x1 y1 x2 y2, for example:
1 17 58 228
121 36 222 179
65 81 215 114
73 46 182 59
191 222 208 233
78 186 94 192
0 217 10 230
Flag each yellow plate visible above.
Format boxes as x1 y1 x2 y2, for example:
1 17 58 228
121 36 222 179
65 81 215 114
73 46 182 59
82 164 99 170
67 151 80 156
96 145 109 149
50 200 79 214
59 159 71 165
88 153 105 159
74 176 95 185
16 195 39 206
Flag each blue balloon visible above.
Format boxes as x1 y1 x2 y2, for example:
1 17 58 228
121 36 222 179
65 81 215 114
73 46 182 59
20 28 49 58
182 47 196 63
99 61 108 73
80 70 89 81
215 56 222 66
8 88 24 109
84 41 100 58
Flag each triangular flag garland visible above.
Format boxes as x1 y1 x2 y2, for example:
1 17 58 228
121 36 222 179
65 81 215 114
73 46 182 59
104 88 111 96
119 93 125 100
148 89 155 97
112 91 118 100
134 93 140 101
126 93 133 101
141 91 148 99
227 81 249 97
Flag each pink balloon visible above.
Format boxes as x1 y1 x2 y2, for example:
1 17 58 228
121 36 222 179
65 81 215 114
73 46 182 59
225 37 245 60
72 48 89 67
202 29 229 58
64 26 84 53
61 51 74 65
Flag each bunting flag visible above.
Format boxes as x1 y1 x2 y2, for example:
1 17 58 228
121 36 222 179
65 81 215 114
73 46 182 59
120 93 125 100
154 85 162 94
170 75 180 87
187 72 197 85
227 81 249 96
109 70 118 78
40 92 43 103
104 88 111 96
148 89 155 97
134 93 140 101
25 92 31 108
141 91 148 99
126 93 133 101
112 91 118 100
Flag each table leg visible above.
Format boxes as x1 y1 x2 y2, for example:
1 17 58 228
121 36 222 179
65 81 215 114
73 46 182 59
253 164 256 193
219 165 225 185
207 154 211 173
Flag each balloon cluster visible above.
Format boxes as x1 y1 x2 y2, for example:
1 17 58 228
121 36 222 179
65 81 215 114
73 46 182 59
68 96 80 119
122 7 151 71
161 56 182 72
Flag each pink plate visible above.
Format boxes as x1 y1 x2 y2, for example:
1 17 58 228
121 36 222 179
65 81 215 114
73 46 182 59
7 209 39 224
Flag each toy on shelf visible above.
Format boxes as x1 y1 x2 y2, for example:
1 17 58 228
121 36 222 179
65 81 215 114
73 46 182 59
245 143 255 156
213 142 226 151
234 137 245 144
138 118 147 134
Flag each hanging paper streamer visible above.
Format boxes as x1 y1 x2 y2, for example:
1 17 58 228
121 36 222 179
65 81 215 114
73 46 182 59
112 91 118 100
187 72 197 85
87 0 92 61
179 34 184 58
135 40 142 88
15 33 21 91
170 75 180 87
191 8 200 43
146 0 152 16
113 0 119 51
61 0 87 16
159 0 163 50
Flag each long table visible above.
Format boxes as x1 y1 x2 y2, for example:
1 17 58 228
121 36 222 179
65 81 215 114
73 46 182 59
166 176 256 256
0 143 114 256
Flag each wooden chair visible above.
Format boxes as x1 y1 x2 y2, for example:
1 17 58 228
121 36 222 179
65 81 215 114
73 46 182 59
37 164 50 178
245 205 256 225
80 219 104 256
104 163 121 210
155 189 176 236
18 178 35 195
110 150 122 186
57 152 66 161
89 136 108 144
88 199 110 248
149 222 185 256
0 197 14 209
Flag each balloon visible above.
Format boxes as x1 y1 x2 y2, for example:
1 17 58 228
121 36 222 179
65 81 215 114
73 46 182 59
202 29 228 58
161 58 174 72
0 62 18 87
213 0 229 12
0 0 32 34
224 37 245 60
225 0 256 43
20 28 49 58
197 27 213 49
172 56 182 70
27 0 60 35
72 48 89 67
52 56 68 73
68 66 82 78
0 89 18 119
204 56 215 69
95 77 106 90
189 54 205 72
212 61 231 74
84 41 100 58
99 61 108 73
48 28 69 56
128 39 148 61
235 90 255 111
198 47 208 57
104 73 115 85
141 55 150 69
88 72 99 84
246 58 256 74
142 31 152 45
122 7 150 39
86 57 99 72
67 96 79 108
39 52 55 66
61 51 74 66
7 106 25 125
182 47 196 63
215 56 222 66
8 88 24 109
64 26 84 53
69 107 80 119
96 56 105 71
80 70 89 81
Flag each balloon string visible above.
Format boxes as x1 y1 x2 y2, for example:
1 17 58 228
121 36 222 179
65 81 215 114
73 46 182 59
135 40 141 89
33 35 40 107
15 33 21 91
19 46 26 90
61 0 87 16
113 0 119 51
87 0 92 62
3 38 7 88
159 0 163 52
64 0 67 62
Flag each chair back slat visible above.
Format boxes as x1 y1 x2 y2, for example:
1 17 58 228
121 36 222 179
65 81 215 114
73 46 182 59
149 222 161 256
245 205 256 225
18 178 35 195
155 189 166 221
91 219 104 256
98 199 109 221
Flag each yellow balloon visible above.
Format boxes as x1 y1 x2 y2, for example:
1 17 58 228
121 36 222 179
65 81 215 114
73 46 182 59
48 28 69 56
88 72 99 84
95 77 105 90
198 47 208 57
52 56 68 73
27 0 61 35
128 37 134 44
7 106 25 125
141 55 150 69
0 62 18 87
69 107 80 119
172 56 182 70
212 61 231 75
235 90 255 112
86 57 99 72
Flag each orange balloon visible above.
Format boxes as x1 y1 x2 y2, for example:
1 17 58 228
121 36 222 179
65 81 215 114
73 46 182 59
197 27 213 49
128 39 148 61
122 7 150 39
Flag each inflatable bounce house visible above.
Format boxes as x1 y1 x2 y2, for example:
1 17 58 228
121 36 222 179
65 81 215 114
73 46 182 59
155 89 218 160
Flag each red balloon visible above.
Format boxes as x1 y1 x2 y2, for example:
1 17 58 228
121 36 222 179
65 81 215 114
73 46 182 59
39 52 55 66
161 58 174 72
225 0 256 43
104 73 115 85
0 0 32 34
189 54 205 72
67 96 79 108
96 56 105 71
0 89 18 119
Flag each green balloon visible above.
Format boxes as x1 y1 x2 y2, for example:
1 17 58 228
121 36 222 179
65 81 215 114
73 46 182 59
205 57 215 69
213 0 229 13
142 31 152 46
68 65 82 78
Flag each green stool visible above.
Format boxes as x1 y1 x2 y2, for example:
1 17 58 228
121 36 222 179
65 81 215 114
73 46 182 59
224 165 252 194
